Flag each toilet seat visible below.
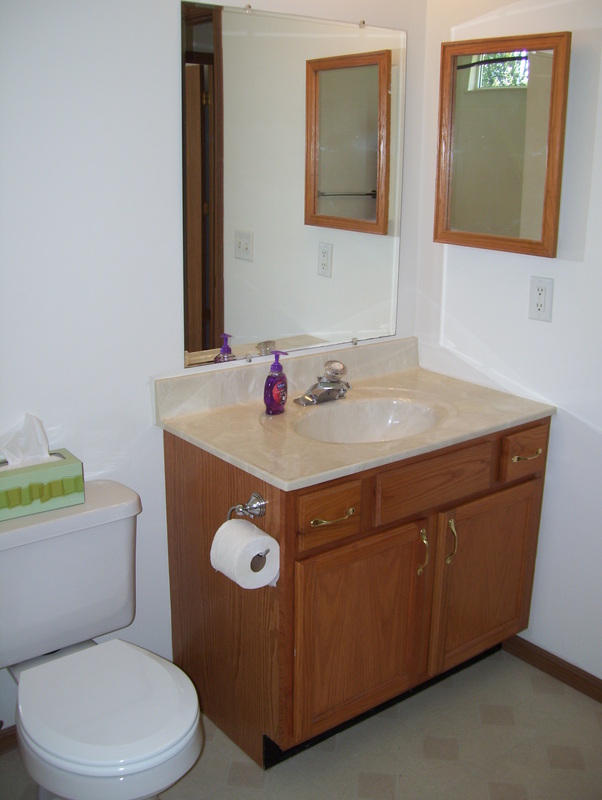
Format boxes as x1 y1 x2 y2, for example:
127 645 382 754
17 639 200 777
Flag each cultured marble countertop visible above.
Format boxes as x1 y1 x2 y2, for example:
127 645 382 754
157 363 555 491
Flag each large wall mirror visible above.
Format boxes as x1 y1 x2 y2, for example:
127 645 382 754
434 32 571 258
305 49 391 235
182 4 406 366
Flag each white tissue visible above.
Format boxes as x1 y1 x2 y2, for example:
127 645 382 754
210 518 280 589
0 414 58 470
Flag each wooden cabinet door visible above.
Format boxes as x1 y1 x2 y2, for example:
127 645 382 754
293 521 433 742
429 479 543 676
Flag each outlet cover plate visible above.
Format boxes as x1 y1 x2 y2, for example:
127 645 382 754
529 276 554 322
235 230 254 262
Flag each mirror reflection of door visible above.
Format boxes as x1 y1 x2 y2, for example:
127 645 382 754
182 6 224 353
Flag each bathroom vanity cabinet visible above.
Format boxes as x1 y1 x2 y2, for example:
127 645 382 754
163 415 550 767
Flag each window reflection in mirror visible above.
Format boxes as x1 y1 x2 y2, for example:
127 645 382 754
434 32 571 258
450 49 551 239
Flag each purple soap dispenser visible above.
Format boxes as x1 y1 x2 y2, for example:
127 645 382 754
214 333 236 363
264 351 288 415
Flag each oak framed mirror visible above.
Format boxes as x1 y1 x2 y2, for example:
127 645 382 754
434 31 571 257
305 50 392 235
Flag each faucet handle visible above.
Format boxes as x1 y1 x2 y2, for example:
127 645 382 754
256 340 276 356
323 360 347 381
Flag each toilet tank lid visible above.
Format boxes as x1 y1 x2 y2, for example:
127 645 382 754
0 480 142 551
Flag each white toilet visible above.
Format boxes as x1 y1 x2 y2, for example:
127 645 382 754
0 480 202 800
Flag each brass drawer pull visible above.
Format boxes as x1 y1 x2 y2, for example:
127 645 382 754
511 447 543 463
417 528 429 576
446 518 458 565
310 507 356 527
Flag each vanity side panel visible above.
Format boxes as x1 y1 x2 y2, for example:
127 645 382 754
163 432 283 766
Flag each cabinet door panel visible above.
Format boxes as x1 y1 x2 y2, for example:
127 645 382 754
430 479 542 675
294 521 432 742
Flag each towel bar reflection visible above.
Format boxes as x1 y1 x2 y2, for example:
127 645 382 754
318 190 377 198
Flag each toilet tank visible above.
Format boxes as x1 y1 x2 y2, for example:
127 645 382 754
0 480 142 669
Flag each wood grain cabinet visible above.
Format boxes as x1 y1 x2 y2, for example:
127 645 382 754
294 519 432 742
164 416 550 767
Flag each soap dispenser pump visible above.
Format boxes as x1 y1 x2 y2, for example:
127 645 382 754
214 333 236 363
264 351 288 415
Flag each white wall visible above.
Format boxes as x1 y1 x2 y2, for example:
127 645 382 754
417 0 602 679
0 0 184 724
1 0 599 731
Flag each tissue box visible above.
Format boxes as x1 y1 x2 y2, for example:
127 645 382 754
0 449 84 522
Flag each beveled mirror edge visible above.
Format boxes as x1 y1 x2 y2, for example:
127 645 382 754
305 49 392 236
433 31 572 258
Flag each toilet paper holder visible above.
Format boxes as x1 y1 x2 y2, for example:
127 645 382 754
227 492 267 521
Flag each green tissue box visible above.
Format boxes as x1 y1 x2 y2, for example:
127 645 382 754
0 449 84 522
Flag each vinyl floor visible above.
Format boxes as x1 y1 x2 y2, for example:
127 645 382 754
1 649 601 800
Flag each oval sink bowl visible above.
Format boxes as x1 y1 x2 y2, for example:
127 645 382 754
292 393 450 444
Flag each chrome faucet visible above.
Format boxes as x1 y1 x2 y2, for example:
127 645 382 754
294 360 350 406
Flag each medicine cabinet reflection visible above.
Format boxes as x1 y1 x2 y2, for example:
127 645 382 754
305 50 392 235
434 32 571 257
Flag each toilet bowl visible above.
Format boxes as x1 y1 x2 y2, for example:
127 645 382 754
0 480 202 800
16 640 202 800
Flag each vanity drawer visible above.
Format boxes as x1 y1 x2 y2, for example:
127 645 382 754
297 480 362 552
374 442 493 526
499 422 549 483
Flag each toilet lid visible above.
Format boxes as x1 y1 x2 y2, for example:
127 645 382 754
17 640 199 772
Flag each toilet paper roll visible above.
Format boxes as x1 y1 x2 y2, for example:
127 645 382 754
210 518 280 589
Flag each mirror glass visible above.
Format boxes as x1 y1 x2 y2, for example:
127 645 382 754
183 6 406 366
434 32 571 258
305 50 391 235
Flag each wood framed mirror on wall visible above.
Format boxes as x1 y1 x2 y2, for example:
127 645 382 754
434 31 571 257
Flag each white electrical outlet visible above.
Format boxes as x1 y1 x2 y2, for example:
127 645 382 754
234 230 253 262
529 276 554 322
318 242 333 278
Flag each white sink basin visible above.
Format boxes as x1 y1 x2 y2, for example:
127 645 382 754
292 390 452 444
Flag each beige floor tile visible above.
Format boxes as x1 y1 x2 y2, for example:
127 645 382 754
488 780 530 800
479 703 516 726
546 743 587 770
423 734 461 761
356 770 398 800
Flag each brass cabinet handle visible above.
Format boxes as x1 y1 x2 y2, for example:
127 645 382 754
446 518 458 565
511 447 543 463
417 528 429 576
310 507 356 527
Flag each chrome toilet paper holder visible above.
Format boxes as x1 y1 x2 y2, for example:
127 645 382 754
227 492 267 521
